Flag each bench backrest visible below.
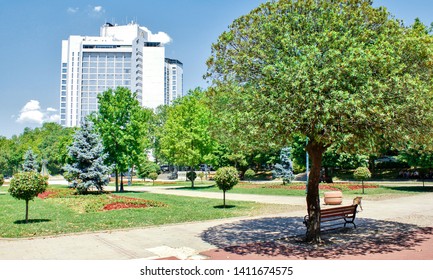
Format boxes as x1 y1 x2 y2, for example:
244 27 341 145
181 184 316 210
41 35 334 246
321 204 357 219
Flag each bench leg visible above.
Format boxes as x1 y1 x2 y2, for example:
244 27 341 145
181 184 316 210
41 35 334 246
344 221 356 229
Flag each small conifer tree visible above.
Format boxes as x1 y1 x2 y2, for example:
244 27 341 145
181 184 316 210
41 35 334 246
272 147 295 185
22 149 39 172
63 119 111 194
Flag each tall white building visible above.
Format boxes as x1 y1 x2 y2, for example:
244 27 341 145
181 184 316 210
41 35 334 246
164 58 184 105
60 23 183 127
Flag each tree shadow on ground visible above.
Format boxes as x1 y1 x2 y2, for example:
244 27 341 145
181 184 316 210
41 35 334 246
201 217 433 259
14 219 51 224
213 205 236 209
173 185 216 191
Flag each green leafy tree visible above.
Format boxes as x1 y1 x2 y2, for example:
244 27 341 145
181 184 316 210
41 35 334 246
0 174 4 186
206 0 433 242
0 124 74 176
214 166 239 207
92 87 152 192
37 123 75 175
353 167 372 194
398 146 433 186
9 171 48 223
0 137 10 176
63 120 111 194
159 88 215 187
137 160 160 181
22 149 39 172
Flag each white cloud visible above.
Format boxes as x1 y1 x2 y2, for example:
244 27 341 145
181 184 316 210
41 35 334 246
67 7 79 14
150 31 172 45
16 100 60 125
87 5 105 17
94 6 103 12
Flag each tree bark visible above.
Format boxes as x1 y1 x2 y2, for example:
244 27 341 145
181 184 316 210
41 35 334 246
115 169 119 192
120 173 124 192
190 166 195 188
223 190 226 208
305 140 327 243
25 200 29 223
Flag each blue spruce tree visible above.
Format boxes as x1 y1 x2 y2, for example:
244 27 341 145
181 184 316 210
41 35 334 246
272 147 295 185
64 119 111 193
22 149 39 172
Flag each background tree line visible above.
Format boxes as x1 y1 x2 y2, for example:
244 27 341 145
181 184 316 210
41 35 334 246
1 86 430 182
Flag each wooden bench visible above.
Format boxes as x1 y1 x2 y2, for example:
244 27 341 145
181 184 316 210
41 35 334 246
303 204 359 232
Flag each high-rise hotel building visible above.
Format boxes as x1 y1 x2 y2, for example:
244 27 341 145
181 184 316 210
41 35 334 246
60 23 183 127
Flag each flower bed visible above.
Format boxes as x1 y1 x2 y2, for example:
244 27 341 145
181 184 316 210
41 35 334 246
37 188 166 212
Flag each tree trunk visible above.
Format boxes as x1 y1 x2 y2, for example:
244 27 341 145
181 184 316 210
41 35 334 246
190 166 195 188
25 200 29 223
305 140 327 243
223 190 226 208
115 169 119 192
120 173 124 192
324 167 333 183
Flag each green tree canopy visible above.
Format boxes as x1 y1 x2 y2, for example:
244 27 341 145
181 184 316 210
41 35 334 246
92 87 153 192
214 166 239 207
159 88 215 187
9 171 48 223
206 0 433 242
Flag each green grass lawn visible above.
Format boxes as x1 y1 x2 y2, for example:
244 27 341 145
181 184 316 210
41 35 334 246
0 185 295 238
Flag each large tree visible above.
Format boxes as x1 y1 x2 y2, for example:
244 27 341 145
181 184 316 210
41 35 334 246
159 88 215 187
92 87 152 192
206 0 433 242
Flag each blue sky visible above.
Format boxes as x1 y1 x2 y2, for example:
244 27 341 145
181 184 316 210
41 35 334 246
0 0 432 138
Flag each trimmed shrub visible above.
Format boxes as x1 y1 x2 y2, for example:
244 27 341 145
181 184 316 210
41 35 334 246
148 172 158 185
214 167 239 207
244 168 255 182
353 167 371 194
187 171 197 187
9 171 48 223
198 172 205 181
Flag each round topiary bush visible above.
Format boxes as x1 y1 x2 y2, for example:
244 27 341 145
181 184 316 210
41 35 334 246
214 166 239 207
186 171 197 187
9 171 48 223
148 172 158 185
244 168 255 182
353 167 371 194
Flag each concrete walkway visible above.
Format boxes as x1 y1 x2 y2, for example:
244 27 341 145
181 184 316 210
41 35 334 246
0 186 432 260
